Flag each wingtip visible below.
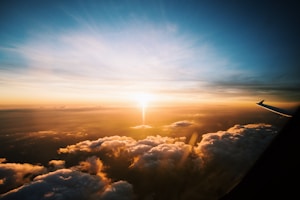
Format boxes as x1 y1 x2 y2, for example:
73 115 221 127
257 100 264 105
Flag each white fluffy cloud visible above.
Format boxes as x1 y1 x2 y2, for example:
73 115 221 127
58 136 136 154
57 123 277 199
58 135 186 158
190 123 277 198
196 124 276 166
1 123 278 200
58 124 277 174
1 166 134 200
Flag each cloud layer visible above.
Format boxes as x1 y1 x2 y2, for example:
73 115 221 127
1 157 134 200
0 162 47 194
1 123 277 200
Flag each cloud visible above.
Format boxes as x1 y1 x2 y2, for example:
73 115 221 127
162 120 200 138
48 160 65 170
0 168 134 200
6 130 87 145
12 25 201 84
131 125 152 129
101 180 135 200
0 162 47 194
58 135 186 157
0 156 133 200
167 120 194 128
1 123 278 200
58 135 136 154
196 123 277 165
0 19 241 104
77 156 104 175
59 124 276 168
192 123 277 197
208 76 300 101
130 141 194 170
57 123 277 199
198 124 276 165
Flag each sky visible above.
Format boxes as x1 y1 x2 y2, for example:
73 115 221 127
1 0 300 107
1 1 298 198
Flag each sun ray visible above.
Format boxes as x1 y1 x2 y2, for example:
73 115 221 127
135 93 152 125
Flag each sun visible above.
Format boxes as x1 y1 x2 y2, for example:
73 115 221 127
135 93 152 109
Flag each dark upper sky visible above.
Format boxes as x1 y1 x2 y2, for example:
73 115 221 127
1 0 300 106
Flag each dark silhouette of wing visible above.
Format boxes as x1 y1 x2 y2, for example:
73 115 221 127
256 100 293 117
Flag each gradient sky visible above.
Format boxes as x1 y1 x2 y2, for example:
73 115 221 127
1 0 300 106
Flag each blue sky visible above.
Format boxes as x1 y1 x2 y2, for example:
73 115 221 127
1 0 299 106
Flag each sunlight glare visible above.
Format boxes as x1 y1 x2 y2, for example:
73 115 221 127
135 93 152 109
134 93 153 125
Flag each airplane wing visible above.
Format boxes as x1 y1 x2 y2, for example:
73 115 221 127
256 100 293 118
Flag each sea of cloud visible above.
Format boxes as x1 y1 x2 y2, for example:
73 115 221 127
0 123 278 200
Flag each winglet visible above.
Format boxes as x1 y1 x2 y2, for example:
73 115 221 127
256 100 293 118
257 100 264 105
